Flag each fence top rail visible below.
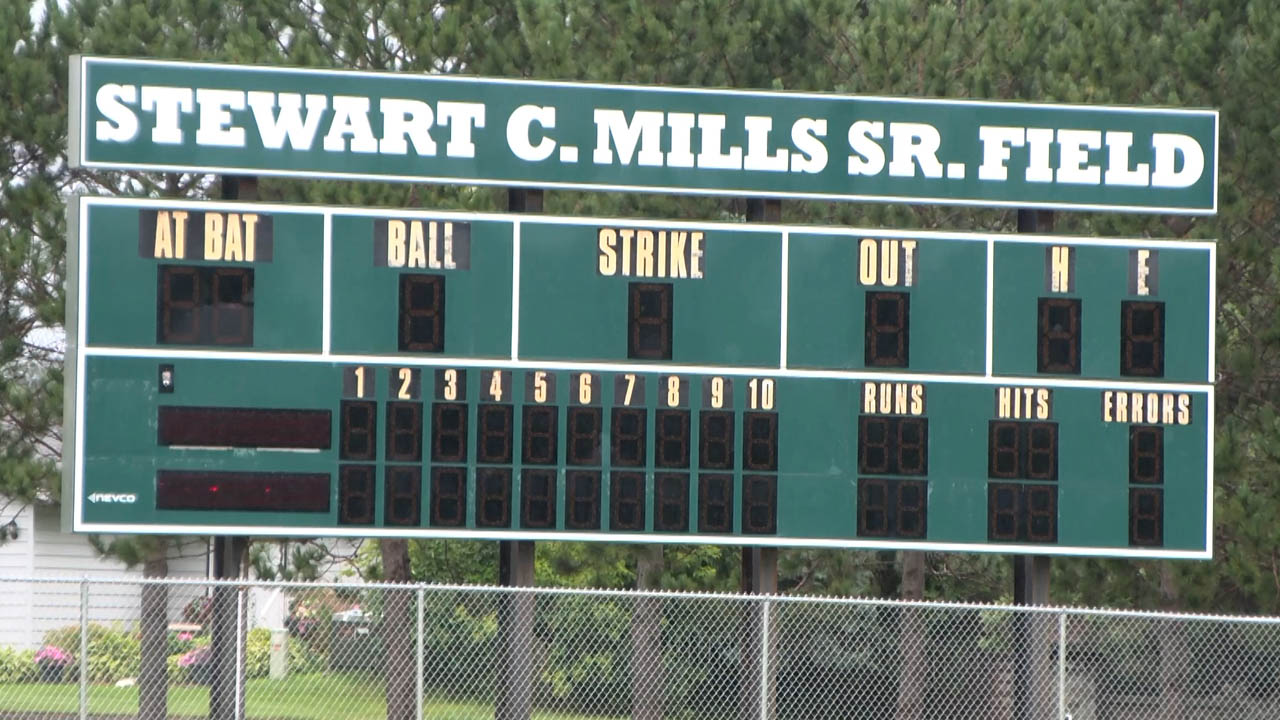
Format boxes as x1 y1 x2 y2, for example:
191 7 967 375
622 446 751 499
2 573 1277 626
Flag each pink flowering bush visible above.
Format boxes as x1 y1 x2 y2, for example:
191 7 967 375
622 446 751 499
34 645 72 682
174 644 213 685
34 645 72 667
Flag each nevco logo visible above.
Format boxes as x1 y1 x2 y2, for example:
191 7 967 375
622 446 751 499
88 493 137 504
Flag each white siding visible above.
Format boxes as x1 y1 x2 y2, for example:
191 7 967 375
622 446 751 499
0 504 37 649
5 504 212 650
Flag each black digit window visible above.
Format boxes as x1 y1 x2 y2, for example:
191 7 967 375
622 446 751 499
157 265 254 346
338 465 376 525
654 473 689 532
987 421 1057 481
742 475 777 535
567 407 602 466
896 480 927 538
384 466 420 526
628 282 673 360
864 291 909 367
476 405 514 464
698 474 733 533
987 483 1057 543
385 402 422 462
1121 301 1165 377
158 266 199 344
565 471 601 530
611 408 647 467
398 273 445 352
522 406 558 466
431 403 467 463
698 411 734 470
1037 298 1081 374
340 401 377 461
858 416 928 476
743 412 778 472
858 478 890 537
1129 426 1164 485
857 478 927 538
655 410 691 468
1129 488 1163 546
429 467 466 527
610 472 645 530
475 468 511 528
520 469 556 529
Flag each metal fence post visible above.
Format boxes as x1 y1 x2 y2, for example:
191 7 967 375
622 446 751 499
79 578 89 720
236 587 245 720
760 598 771 720
416 586 425 720
1057 612 1067 720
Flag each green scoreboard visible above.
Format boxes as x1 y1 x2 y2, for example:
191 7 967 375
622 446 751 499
64 196 1215 557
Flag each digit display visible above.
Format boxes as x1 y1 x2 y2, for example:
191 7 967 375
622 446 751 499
157 266 254 346
384 466 421 526
398 274 445 352
628 283 673 360
520 469 556 529
1038 298 1081 374
67 198 1215 558
1121 301 1165 377
565 471 602 530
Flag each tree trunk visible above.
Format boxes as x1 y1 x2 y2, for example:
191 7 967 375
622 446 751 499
895 551 926 720
631 545 664 720
380 538 415 720
139 541 169 720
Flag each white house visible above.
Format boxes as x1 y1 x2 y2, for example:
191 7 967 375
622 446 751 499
0 499 211 651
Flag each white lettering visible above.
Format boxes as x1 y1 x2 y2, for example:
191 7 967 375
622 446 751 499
140 86 193 144
1103 131 1151 186
666 112 697 168
246 91 327 150
194 89 246 148
437 101 486 158
94 83 139 142
507 104 557 161
847 120 885 175
378 98 436 155
888 123 943 178
1151 133 1205 188
323 95 378 153
742 116 789 172
789 117 827 174
592 109 664 166
696 114 742 169
1056 129 1102 184
978 125 1025 181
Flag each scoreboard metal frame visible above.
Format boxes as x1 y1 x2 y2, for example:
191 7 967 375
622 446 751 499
64 196 1215 558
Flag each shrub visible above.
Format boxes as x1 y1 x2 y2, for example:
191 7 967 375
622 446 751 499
175 643 212 685
245 628 271 679
0 646 37 683
42 624 140 684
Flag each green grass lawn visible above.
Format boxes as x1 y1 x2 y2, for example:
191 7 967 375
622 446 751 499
0 672 615 720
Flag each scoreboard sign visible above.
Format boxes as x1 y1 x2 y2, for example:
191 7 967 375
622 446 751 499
63 197 1215 557
70 56 1218 214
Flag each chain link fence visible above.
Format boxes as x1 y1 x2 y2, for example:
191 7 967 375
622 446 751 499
1 575 1278 720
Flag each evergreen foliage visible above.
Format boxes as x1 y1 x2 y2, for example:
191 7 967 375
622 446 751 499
2 0 1278 615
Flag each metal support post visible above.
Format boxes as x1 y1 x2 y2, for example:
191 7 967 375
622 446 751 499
1012 208 1054 720
496 186 541 720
